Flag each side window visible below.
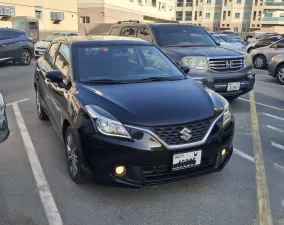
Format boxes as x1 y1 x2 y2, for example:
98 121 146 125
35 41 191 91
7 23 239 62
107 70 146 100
1 31 22 39
276 39 284 48
141 47 170 71
121 27 136 37
54 44 70 77
137 28 153 42
109 27 121 36
45 43 60 66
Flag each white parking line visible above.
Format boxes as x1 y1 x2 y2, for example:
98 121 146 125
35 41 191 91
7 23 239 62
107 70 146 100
267 125 284 133
263 113 284 121
271 142 284 151
12 103 63 225
233 148 255 163
6 98 29 106
239 97 250 103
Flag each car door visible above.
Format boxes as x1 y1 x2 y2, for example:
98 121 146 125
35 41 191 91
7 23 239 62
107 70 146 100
0 30 23 60
36 42 60 124
267 39 284 62
46 43 71 131
0 32 6 61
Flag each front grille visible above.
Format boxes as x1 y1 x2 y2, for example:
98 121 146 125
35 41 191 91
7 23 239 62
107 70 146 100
151 117 213 145
209 57 244 72
142 155 217 183
37 47 46 50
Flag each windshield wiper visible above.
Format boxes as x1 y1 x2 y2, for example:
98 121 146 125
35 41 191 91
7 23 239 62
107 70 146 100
137 76 183 82
82 79 128 84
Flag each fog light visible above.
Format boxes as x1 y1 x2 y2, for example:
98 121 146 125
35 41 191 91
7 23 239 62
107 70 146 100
222 149 226 156
115 166 126 176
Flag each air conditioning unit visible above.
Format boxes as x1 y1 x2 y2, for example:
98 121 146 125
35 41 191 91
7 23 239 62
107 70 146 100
50 12 64 21
0 5 15 17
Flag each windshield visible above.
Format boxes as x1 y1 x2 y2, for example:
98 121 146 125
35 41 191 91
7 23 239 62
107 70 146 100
213 35 226 43
220 35 237 43
152 26 217 47
77 45 185 82
43 34 65 42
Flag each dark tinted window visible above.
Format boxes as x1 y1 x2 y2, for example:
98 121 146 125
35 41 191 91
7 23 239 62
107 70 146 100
1 30 25 39
46 43 60 65
152 26 217 47
121 27 136 37
54 44 70 77
109 27 121 36
137 28 152 42
220 35 237 43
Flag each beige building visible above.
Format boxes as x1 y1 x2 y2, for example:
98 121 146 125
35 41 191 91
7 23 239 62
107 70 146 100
0 0 78 39
77 0 176 35
175 0 284 33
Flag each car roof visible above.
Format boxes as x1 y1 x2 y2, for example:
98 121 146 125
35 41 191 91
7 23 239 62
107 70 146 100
0 28 26 33
112 23 197 28
54 35 153 45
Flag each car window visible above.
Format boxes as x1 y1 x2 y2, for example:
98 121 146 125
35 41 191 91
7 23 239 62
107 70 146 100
137 28 153 42
121 27 136 37
76 45 184 82
45 43 60 66
151 26 217 47
43 34 65 42
54 44 70 77
1 30 25 39
109 27 121 36
213 35 225 43
220 35 237 43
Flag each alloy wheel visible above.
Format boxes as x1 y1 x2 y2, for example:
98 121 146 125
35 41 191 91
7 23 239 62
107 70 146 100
36 90 41 116
254 56 264 69
66 133 79 178
277 68 284 84
22 51 31 65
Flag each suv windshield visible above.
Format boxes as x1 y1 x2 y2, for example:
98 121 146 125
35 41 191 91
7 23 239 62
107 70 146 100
213 35 226 43
220 35 237 43
43 34 65 42
77 45 185 82
152 26 217 47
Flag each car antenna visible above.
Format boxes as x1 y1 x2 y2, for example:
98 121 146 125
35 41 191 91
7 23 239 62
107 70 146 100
84 26 88 36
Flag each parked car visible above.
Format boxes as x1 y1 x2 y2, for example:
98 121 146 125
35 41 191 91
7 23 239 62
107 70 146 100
267 54 284 84
211 34 245 51
0 28 33 66
0 94 9 143
246 32 278 45
34 32 78 57
223 32 245 45
251 38 284 69
109 21 255 99
34 36 235 187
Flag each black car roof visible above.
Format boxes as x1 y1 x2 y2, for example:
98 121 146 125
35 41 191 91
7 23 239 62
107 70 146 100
55 35 153 45
0 28 26 33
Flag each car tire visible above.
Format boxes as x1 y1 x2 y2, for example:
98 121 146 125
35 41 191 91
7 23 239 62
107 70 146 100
247 47 255 54
36 89 49 120
253 55 266 69
20 49 32 66
64 126 86 184
276 65 284 85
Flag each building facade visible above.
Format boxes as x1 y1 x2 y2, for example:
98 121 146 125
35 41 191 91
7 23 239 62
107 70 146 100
0 0 78 39
175 0 284 33
77 0 176 35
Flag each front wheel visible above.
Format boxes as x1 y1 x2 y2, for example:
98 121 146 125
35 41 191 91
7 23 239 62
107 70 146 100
253 55 266 69
276 65 284 85
65 127 86 184
36 89 49 120
20 49 32 66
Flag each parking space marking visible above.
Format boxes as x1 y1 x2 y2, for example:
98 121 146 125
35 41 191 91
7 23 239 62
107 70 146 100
6 98 29 106
263 113 284 121
249 91 273 225
271 142 284 151
255 81 284 88
233 148 255 163
274 163 284 174
267 125 284 133
239 98 284 111
12 103 63 225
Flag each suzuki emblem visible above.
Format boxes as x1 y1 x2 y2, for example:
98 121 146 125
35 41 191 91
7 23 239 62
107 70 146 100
180 128 192 141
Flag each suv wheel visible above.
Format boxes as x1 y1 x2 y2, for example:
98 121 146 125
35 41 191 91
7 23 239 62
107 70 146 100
20 49 32 66
36 89 49 120
65 127 85 184
253 55 266 69
276 65 284 85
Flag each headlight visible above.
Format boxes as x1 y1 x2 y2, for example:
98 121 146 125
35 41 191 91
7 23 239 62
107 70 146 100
85 105 131 139
182 56 208 70
244 53 252 67
0 94 5 116
216 94 232 126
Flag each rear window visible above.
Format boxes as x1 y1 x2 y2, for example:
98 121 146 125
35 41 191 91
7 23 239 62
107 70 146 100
109 27 121 36
152 26 217 47
1 30 26 39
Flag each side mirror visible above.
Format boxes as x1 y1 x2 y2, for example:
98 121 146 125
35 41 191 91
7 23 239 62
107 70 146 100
216 41 221 46
0 94 9 144
46 70 63 83
180 65 190 74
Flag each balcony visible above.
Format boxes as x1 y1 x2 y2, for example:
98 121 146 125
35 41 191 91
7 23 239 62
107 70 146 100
186 2 193 7
177 2 183 7
262 17 284 24
264 1 284 8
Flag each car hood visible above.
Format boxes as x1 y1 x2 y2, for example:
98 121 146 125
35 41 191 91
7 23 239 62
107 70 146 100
220 42 244 49
77 79 221 126
35 40 50 48
162 46 244 58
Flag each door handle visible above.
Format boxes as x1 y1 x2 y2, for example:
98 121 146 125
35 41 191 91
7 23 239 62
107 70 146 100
17 42 22 44
45 78 51 85
1 44 6 47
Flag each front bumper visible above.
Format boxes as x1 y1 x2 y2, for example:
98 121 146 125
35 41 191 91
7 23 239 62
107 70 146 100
78 116 235 188
34 48 46 57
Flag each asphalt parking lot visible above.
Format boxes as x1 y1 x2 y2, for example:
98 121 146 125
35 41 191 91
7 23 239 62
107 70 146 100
0 62 284 225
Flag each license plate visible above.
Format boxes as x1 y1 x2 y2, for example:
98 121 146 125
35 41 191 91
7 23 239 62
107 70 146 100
38 51 44 55
227 82 240 91
172 150 202 171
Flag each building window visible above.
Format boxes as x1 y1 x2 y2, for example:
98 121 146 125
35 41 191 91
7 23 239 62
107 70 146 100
199 11 202 16
253 11 256 20
177 0 183 7
264 12 273 17
138 0 143 5
176 11 183 21
257 24 260 27
244 12 250 19
185 11 192 20
242 27 246 32
207 0 211 3
236 0 241 3
252 24 255 27
196 0 198 6
255 0 258 5
235 13 240 18
194 11 198 20
280 13 284 17
152 0 157 7
234 27 238 32
258 11 261 20
214 12 221 19
228 11 231 17
216 0 221 4
224 0 228 6
35 6 42 21
206 13 210 18
227 24 230 27
223 11 226 20
80 16 90 24
186 0 193 7
245 0 252 3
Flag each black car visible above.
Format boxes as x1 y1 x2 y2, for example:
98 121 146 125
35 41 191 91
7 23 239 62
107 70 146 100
0 28 33 66
109 21 255 100
34 36 235 187
0 94 9 143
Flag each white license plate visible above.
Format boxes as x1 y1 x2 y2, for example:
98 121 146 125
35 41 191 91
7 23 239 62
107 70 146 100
38 51 44 55
227 82 240 91
172 150 202 171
